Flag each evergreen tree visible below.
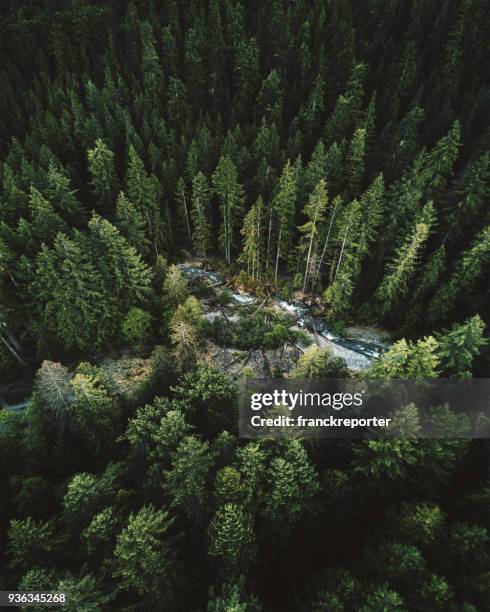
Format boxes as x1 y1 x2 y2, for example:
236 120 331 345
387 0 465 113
372 217 431 317
239 197 262 279
345 127 366 198
87 139 116 203
112 505 178 604
272 160 297 280
45 164 83 220
126 145 167 256
191 172 212 258
262 440 319 533
115 191 150 255
304 141 328 196
33 233 114 351
299 180 328 292
162 264 189 310
208 503 254 570
437 315 487 378
428 225 490 323
164 435 215 521
174 177 193 245
212 155 245 264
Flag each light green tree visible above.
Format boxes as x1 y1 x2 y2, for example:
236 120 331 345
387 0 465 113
208 503 254 569
112 504 178 603
87 138 116 200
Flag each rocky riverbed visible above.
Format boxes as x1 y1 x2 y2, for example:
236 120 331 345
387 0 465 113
178 261 391 372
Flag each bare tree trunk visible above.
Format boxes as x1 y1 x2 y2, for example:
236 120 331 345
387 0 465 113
183 189 192 243
266 202 273 272
302 231 315 293
0 332 27 366
334 222 350 282
317 200 338 278
274 226 282 282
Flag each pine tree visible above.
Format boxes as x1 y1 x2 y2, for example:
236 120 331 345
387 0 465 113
373 217 431 317
443 152 490 241
164 435 215 520
437 315 487 377
424 120 461 191
304 141 327 196
87 214 153 311
299 180 328 292
369 336 440 379
345 127 366 198
357 173 385 255
87 139 116 202
126 145 169 256
315 195 343 284
428 225 490 323
112 505 178 603
323 199 362 318
324 63 365 145
208 503 254 569
190 172 212 258
272 160 297 281
239 198 262 279
33 234 114 351
257 69 283 127
212 155 245 264
162 265 189 310
140 21 163 99
71 367 121 448
169 297 201 369
174 177 193 245
25 186 67 247
115 191 150 255
325 142 344 196
45 164 83 220
263 440 319 533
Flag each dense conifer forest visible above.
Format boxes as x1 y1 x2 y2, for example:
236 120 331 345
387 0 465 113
0 1 489 610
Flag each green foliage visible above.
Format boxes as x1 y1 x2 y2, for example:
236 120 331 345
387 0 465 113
289 344 348 378
87 138 116 200
164 435 215 520
112 504 178 602
121 307 152 346
7 517 59 570
0 3 489 610
212 155 245 264
162 264 188 310
437 315 487 377
262 440 319 532
191 172 212 257
369 337 440 379
208 503 254 568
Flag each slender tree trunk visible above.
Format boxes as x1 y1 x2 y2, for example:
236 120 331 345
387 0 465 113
183 189 192 243
256 199 261 279
274 225 282 282
266 202 273 272
317 200 337 278
0 332 27 366
303 230 315 293
334 222 350 282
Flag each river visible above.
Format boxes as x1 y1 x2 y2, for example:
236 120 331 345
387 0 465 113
178 263 390 371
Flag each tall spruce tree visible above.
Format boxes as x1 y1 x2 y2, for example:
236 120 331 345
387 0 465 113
212 155 245 264
272 160 297 281
190 172 212 258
